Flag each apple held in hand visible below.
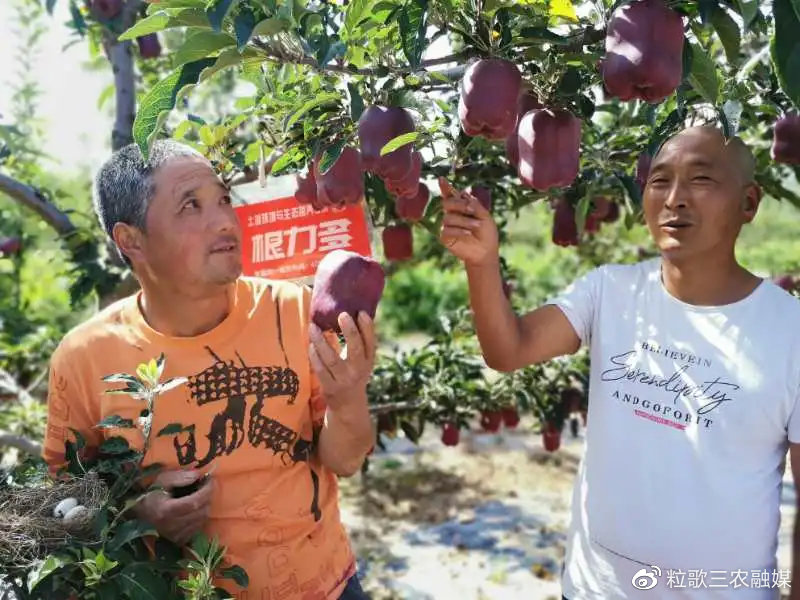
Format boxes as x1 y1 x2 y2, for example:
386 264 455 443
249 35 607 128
310 250 386 333
517 109 581 191
459 59 522 140
601 0 685 103
358 106 416 180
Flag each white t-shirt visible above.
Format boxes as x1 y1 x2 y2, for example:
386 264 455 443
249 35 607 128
551 259 800 599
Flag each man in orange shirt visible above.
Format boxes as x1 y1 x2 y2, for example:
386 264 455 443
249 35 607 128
43 140 375 599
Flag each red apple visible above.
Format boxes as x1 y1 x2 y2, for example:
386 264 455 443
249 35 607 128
467 186 492 212
459 59 522 140
395 184 429 223
0 237 21 256
479 410 502 433
517 109 581 191
441 422 460 446
602 0 685 103
310 250 386 333
604 201 621 223
775 275 797 291
137 34 162 59
293 170 317 206
501 407 520 429
384 151 422 199
382 224 413 261
358 106 415 180
542 422 561 452
314 147 365 206
91 0 122 19
771 114 800 165
505 92 543 167
552 198 579 247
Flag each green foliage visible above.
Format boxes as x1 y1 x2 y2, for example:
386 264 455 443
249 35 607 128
0 356 246 599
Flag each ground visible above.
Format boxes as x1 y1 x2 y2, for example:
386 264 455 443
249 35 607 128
339 419 796 600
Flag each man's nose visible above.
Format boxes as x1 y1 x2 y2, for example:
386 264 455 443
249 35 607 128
664 180 689 210
209 203 239 233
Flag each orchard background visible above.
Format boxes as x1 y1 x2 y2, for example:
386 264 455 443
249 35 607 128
0 0 799 598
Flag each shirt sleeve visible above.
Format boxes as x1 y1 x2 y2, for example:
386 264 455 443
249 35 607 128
42 339 103 474
546 266 604 347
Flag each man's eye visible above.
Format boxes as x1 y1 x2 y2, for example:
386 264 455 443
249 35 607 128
221 195 232 205
181 198 199 211
693 176 713 182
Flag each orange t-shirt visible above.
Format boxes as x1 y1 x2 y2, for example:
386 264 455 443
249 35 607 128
43 277 356 600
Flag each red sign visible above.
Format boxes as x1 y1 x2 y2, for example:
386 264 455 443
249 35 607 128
235 196 373 281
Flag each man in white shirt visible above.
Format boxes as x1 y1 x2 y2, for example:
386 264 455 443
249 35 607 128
439 126 800 599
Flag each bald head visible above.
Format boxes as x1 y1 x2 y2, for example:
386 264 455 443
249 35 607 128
654 126 756 185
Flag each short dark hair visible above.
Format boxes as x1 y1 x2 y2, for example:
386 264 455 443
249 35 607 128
92 139 202 264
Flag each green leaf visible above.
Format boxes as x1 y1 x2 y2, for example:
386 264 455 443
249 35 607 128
234 8 257 50
133 58 216 159
345 0 373 33
69 1 87 34
206 0 237 32
318 140 346 175
688 43 720 104
793 0 800 21
772 0 800 109
97 415 134 429
28 555 68 591
398 0 427 68
736 0 759 25
119 10 209 41
100 436 132 455
517 26 569 45
155 376 188 394
157 423 186 437
118 565 169 600
269 151 295 175
221 565 249 587
102 373 141 385
284 92 340 131
709 6 741 64
380 132 419 156
549 0 578 22
175 30 236 66
108 520 158 552
252 17 290 37
348 82 365 122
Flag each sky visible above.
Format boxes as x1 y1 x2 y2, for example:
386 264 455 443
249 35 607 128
0 1 113 175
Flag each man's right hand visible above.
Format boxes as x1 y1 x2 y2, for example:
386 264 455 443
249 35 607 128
438 177 499 268
134 469 214 546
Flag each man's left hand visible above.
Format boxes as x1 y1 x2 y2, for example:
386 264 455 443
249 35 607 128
309 311 376 409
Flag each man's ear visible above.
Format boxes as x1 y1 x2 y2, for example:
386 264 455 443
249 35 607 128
741 183 762 224
112 222 145 265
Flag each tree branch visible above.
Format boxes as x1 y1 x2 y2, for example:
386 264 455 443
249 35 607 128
0 431 41 456
104 0 143 151
0 172 76 235
251 38 470 78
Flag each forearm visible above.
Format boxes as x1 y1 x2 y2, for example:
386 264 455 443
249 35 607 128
317 388 374 477
466 259 524 372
